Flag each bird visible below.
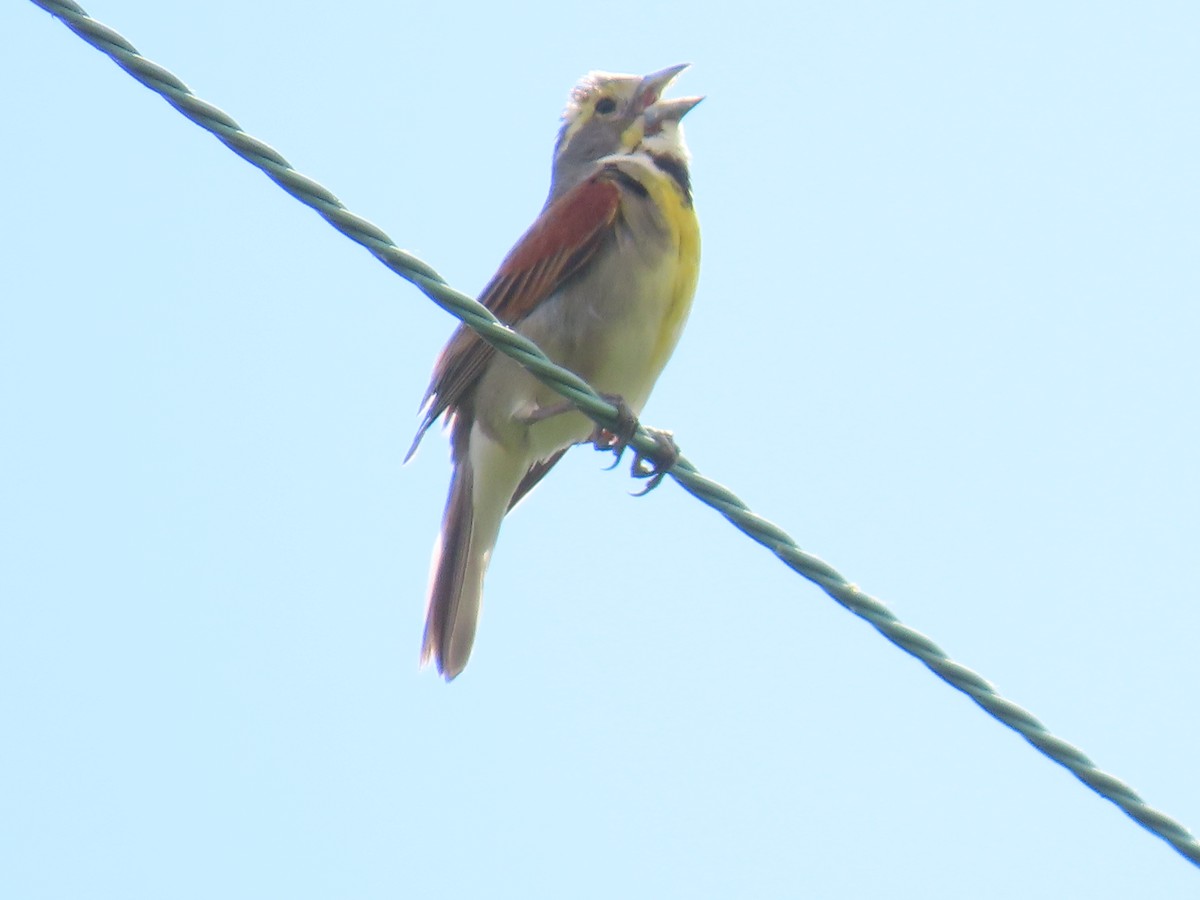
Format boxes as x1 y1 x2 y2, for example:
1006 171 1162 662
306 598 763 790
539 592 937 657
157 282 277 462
407 65 703 680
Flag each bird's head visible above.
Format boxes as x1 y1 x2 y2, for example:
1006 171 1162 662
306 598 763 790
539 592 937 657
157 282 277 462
548 64 702 202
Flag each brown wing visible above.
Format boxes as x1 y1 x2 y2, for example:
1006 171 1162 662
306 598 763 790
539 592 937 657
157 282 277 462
405 174 622 459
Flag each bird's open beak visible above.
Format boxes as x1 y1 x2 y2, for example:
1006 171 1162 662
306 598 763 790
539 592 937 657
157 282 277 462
637 64 702 134
637 63 691 110
644 95 703 133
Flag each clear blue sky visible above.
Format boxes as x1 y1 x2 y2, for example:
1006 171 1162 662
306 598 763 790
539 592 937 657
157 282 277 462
5 1 1199 897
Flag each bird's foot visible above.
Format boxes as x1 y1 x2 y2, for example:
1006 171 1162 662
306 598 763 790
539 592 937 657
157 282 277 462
590 395 678 495
628 428 680 496
591 394 640 467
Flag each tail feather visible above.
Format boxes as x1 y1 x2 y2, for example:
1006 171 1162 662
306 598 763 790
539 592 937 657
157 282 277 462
420 462 479 679
419 424 536 680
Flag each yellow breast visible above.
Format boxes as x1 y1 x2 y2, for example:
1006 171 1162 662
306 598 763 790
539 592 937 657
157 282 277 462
641 168 701 374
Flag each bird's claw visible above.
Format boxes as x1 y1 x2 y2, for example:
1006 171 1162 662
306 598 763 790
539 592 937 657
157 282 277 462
591 394 639 469
627 428 680 496
591 395 679 494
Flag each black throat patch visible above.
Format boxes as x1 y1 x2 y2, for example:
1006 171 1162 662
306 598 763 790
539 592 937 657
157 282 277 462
649 153 693 205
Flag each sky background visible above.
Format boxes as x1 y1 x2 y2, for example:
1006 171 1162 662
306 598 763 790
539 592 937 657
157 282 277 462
5 1 1199 897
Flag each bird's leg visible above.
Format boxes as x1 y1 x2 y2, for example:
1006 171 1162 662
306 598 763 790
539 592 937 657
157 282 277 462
517 395 640 462
519 395 678 493
517 400 576 425
590 395 679 494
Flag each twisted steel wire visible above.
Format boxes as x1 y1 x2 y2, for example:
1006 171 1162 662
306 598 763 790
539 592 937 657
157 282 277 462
31 0 1200 869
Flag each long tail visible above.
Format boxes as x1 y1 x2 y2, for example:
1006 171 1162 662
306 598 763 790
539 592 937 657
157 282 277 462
420 459 479 679
420 428 521 680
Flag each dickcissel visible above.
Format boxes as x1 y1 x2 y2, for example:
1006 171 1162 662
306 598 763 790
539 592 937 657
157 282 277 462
407 64 702 679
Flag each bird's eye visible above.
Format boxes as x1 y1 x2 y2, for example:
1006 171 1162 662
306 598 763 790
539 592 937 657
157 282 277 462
595 97 617 115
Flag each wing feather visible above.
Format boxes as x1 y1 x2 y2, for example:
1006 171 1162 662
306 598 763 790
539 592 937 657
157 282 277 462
406 174 622 457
